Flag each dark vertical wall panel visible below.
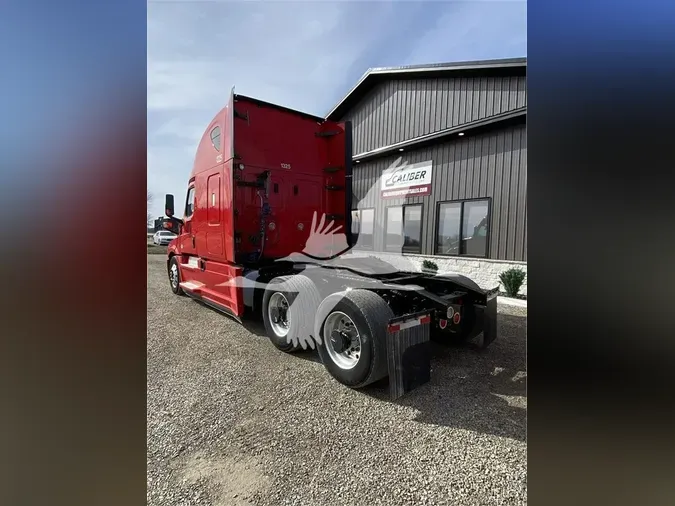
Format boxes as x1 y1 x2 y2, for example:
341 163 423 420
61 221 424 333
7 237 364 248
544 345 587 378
430 79 439 133
497 131 512 259
515 127 527 261
343 75 526 154
351 124 527 262
486 78 495 117
494 77 504 115
517 75 527 108
507 131 521 258
523 205 527 261
478 134 489 197
439 78 449 131
478 77 487 119
490 132 504 259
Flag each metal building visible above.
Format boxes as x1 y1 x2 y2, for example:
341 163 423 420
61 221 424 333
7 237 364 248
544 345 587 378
326 58 527 291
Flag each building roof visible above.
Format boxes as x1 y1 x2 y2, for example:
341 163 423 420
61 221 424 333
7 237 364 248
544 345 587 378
326 57 527 121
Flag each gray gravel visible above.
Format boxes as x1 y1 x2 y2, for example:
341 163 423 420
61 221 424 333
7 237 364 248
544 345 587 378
147 255 526 506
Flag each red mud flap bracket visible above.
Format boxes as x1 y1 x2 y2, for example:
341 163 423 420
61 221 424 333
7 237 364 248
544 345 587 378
386 310 432 400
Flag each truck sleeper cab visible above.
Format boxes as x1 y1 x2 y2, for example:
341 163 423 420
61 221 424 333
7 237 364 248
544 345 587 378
163 90 498 390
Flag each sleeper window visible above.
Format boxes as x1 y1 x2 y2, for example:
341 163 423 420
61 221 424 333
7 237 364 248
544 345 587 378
210 126 221 152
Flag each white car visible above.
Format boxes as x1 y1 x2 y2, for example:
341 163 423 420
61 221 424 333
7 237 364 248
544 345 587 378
153 230 177 246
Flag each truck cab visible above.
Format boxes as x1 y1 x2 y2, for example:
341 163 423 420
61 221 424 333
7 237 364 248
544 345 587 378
164 90 352 317
161 90 497 394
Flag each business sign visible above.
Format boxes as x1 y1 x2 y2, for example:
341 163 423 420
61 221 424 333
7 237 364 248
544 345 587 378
380 160 433 199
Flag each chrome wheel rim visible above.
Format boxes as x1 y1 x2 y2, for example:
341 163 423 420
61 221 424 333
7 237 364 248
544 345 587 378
170 263 179 289
268 292 291 338
324 311 361 370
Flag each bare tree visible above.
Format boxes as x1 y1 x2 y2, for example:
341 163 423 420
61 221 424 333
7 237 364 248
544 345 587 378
147 191 153 230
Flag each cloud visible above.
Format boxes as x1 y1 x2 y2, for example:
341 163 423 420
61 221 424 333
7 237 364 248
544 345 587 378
147 0 526 218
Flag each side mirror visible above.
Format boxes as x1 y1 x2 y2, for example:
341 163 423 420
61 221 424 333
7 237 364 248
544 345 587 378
165 194 175 217
163 194 183 234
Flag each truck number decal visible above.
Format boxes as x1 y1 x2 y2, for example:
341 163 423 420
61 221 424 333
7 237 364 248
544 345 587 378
281 163 291 169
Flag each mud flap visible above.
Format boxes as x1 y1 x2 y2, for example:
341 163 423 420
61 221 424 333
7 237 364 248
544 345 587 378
386 310 432 400
475 293 498 349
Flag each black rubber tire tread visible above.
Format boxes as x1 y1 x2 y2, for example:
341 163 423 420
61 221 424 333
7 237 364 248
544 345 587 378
262 274 321 352
168 256 185 296
278 274 322 350
315 289 394 389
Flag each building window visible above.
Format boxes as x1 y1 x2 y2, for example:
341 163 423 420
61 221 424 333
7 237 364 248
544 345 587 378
351 210 360 237
210 126 221 151
436 202 461 255
360 209 375 249
385 204 423 254
436 199 490 257
351 208 374 249
185 186 196 219
385 206 403 251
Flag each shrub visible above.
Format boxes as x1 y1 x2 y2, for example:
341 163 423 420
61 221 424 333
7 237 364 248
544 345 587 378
499 267 526 297
422 259 438 272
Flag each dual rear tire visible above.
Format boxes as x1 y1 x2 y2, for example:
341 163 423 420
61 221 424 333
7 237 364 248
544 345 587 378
262 276 393 388
314 289 393 388
169 267 403 389
261 275 321 353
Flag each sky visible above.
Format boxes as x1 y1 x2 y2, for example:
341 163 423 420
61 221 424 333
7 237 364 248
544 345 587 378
147 0 527 220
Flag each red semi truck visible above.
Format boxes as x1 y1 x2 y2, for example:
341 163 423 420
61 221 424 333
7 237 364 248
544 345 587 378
162 89 497 390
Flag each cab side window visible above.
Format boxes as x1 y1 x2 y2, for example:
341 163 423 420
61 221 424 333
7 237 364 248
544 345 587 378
210 126 221 152
185 187 196 219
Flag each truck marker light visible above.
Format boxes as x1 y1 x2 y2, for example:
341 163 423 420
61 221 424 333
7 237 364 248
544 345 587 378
439 319 448 330
387 314 431 333
453 312 461 324
446 306 455 319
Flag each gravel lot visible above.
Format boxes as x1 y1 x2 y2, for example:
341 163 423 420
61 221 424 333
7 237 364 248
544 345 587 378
147 255 527 506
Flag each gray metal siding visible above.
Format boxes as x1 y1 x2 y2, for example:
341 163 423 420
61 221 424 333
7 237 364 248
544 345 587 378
351 124 527 262
344 76 527 155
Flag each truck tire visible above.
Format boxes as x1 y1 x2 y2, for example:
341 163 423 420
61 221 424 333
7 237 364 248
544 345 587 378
314 289 393 388
168 256 185 296
262 274 321 353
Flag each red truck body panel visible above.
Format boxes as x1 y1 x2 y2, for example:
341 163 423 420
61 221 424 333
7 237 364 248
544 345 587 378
168 91 352 317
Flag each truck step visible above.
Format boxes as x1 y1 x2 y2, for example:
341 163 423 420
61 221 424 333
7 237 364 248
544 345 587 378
323 166 343 173
180 281 204 292
325 184 345 191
